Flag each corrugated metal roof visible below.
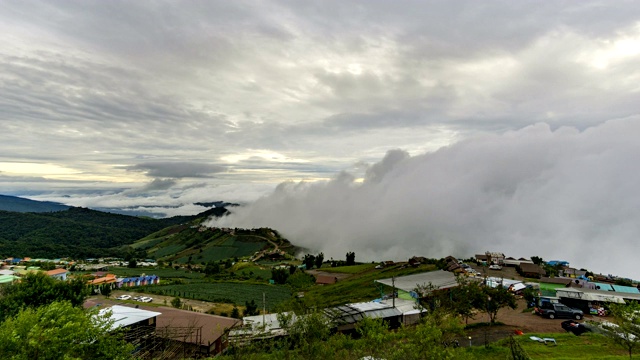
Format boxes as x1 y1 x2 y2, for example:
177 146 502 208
556 288 629 303
325 301 402 325
611 285 640 294
99 305 161 330
375 270 458 293
593 282 614 291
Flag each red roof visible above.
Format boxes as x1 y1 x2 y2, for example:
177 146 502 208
46 268 68 276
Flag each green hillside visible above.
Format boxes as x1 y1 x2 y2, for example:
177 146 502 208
0 206 228 259
133 226 295 263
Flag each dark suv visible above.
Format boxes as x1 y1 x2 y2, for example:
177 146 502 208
536 303 584 320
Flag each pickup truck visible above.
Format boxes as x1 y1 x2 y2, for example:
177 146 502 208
536 303 584 320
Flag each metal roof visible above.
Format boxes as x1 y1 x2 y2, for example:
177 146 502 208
378 298 426 315
99 305 161 330
325 301 402 325
242 312 297 332
611 285 640 294
375 270 458 294
556 288 628 304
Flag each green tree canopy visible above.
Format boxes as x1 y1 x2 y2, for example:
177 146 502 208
602 302 640 359
0 301 133 360
0 272 89 322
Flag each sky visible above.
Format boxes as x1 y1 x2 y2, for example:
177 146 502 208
1 1 640 277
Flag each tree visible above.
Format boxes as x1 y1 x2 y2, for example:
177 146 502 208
601 302 640 359
230 306 240 319
171 297 182 309
224 258 233 269
127 260 137 268
244 299 259 316
315 252 324 269
204 261 220 275
479 285 518 324
346 251 356 266
0 272 89 322
303 254 316 270
0 301 133 360
449 277 483 324
530 256 544 265
101 284 112 298
271 268 289 285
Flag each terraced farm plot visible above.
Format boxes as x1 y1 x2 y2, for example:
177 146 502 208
108 267 205 279
154 244 187 258
147 282 292 310
175 240 265 263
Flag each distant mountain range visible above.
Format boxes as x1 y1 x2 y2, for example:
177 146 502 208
0 194 239 218
0 194 70 213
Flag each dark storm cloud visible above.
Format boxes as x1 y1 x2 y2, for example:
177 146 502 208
124 162 226 178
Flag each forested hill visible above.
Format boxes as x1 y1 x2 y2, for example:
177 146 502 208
0 206 229 259
0 194 69 213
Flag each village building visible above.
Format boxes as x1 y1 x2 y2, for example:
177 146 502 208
518 263 546 278
325 301 403 332
315 275 338 285
46 268 69 281
374 270 459 300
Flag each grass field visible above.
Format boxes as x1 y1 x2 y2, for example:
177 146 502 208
321 264 376 274
466 332 631 359
143 282 292 310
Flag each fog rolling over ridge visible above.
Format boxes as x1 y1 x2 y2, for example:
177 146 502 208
209 118 640 278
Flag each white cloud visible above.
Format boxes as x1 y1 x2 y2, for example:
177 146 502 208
210 118 640 279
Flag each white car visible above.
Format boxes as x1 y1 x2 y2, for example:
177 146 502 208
139 297 153 303
116 295 131 300
489 264 502 270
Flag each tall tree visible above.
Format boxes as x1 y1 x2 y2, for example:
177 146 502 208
0 301 133 360
271 268 289 285
244 299 259 316
346 251 356 266
449 277 483 324
315 252 324 269
479 285 518 324
303 254 316 270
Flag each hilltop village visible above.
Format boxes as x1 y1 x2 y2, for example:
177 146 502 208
2 246 639 359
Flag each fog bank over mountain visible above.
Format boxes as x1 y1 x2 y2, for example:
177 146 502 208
209 118 640 278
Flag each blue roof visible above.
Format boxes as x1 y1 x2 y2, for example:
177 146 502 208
546 260 569 266
611 285 640 294
593 282 614 291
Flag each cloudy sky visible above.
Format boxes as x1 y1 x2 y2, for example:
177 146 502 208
2 1 640 276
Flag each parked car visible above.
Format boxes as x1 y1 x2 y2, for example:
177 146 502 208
133 296 143 301
489 264 502 270
139 297 153 303
561 320 593 335
116 295 131 300
536 303 584 320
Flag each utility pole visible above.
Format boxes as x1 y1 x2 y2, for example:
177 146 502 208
392 276 395 308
